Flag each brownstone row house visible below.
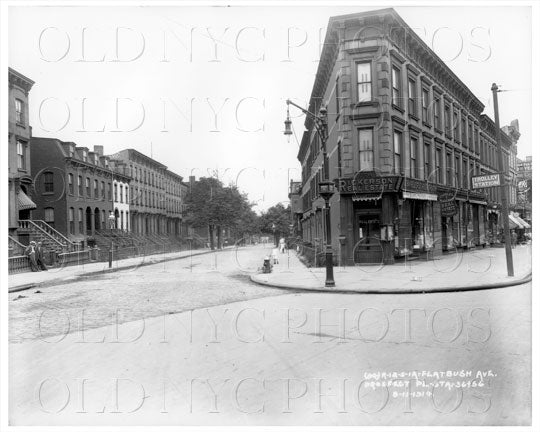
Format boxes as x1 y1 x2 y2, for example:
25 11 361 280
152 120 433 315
296 8 521 265
8 68 35 235
30 139 132 244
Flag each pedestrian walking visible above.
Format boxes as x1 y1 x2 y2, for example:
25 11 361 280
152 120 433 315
24 241 40 272
279 237 286 254
35 241 48 271
511 231 518 249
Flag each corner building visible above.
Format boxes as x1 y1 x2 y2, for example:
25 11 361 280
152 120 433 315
298 8 514 265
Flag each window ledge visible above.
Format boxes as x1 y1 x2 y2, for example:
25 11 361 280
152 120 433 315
392 104 405 113
354 100 378 108
408 113 420 122
422 121 432 128
42 192 54 196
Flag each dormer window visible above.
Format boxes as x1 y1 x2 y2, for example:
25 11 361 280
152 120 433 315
81 150 87 162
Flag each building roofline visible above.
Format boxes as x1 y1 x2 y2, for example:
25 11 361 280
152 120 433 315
306 7 485 131
9 67 35 87
109 148 168 169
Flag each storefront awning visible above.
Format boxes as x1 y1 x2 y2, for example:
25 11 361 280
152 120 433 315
402 191 438 201
514 214 531 229
352 194 381 202
469 199 488 205
508 214 525 229
17 190 37 210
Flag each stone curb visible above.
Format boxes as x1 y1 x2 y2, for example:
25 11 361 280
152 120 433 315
8 248 228 293
249 272 532 295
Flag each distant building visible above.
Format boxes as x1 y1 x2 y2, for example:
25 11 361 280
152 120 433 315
107 149 186 237
288 180 302 238
8 67 35 236
516 155 532 222
501 119 520 207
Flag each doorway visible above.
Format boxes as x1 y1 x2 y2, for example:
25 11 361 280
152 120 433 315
353 211 382 264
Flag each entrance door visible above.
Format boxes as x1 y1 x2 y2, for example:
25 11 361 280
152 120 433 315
354 212 382 264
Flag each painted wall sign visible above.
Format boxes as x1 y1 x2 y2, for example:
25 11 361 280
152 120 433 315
439 192 458 217
471 173 500 189
336 175 401 194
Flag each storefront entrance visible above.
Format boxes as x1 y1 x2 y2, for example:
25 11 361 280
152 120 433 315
353 210 382 264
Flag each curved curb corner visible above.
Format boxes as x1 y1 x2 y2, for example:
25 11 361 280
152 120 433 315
249 272 532 295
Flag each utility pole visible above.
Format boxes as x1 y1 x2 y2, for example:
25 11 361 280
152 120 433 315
491 83 514 277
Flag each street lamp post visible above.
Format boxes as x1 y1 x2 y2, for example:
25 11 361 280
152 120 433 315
284 99 335 287
491 83 514 277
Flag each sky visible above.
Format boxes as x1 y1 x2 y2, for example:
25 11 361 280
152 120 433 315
8 4 533 213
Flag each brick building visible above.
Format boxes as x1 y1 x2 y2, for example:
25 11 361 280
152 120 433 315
297 8 515 265
8 67 35 236
107 149 186 236
30 139 131 245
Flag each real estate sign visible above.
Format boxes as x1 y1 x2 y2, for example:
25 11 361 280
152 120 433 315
471 173 501 189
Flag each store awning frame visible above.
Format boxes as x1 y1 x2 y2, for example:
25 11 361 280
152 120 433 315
508 214 525 229
402 191 438 201
352 194 382 202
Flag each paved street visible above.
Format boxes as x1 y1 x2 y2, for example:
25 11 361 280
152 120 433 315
9 245 531 426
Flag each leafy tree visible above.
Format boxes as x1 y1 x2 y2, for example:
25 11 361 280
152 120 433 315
184 177 260 249
259 203 291 245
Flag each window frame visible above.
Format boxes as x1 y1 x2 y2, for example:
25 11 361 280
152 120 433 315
15 98 24 125
358 128 374 172
43 171 54 193
393 130 403 175
356 61 372 103
407 77 417 117
16 140 26 170
391 65 402 109
409 136 418 178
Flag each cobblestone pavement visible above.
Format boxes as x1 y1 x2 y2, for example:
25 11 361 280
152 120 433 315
8 244 286 343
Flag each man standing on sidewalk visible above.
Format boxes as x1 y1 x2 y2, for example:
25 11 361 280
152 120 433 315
24 241 40 272
35 242 48 271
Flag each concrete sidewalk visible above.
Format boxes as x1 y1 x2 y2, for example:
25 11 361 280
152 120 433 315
250 244 532 293
8 247 223 293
